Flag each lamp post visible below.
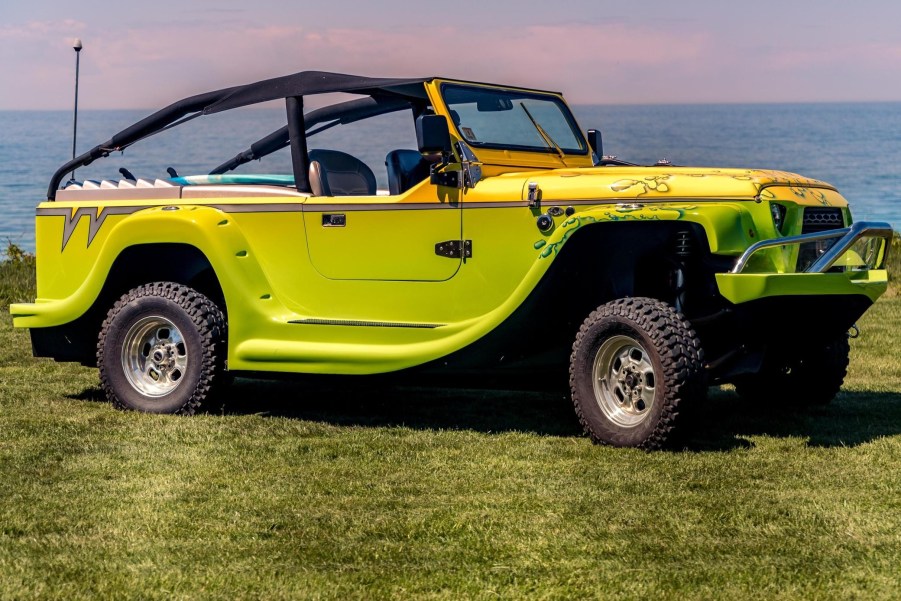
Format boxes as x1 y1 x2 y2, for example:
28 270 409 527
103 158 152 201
71 38 83 181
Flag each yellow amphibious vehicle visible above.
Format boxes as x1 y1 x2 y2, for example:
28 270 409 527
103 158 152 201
10 71 893 448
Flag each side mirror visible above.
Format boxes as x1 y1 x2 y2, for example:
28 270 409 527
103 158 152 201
419 114 482 190
416 115 452 154
429 141 483 190
587 129 603 164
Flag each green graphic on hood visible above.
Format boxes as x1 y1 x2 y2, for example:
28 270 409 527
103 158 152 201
535 206 687 259
609 175 671 194
754 171 833 206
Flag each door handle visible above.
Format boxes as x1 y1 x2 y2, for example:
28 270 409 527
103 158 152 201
322 214 346 227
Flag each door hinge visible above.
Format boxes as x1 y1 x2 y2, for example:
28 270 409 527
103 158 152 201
435 240 472 259
527 182 541 208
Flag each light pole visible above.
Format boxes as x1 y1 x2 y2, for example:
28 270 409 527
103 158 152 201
71 38 83 181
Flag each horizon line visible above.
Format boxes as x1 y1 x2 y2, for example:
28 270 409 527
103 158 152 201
3 98 901 113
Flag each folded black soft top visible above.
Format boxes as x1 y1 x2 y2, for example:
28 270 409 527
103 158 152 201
49 71 432 199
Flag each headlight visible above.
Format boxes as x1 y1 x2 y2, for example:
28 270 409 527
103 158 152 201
798 238 838 271
770 203 786 233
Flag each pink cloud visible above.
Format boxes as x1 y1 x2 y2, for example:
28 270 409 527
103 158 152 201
1 16 898 109
765 42 901 71
0 19 85 40
1 19 714 108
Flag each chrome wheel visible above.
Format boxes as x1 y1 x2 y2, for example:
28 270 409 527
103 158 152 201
592 335 657 428
571 298 704 448
121 315 188 398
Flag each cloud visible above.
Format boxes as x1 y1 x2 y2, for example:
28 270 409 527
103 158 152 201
765 42 901 71
0 19 85 40
2 16 900 109
0 19 713 108
0 20 90 109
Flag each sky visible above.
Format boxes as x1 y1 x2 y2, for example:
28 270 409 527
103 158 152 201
1 0 900 110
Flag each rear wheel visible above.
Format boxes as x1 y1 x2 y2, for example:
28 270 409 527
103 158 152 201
97 282 226 414
735 336 850 408
569 297 705 449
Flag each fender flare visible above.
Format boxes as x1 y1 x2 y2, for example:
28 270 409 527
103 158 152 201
12 205 283 328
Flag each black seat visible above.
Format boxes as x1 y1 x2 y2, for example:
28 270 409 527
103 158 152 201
385 149 431 195
308 149 377 196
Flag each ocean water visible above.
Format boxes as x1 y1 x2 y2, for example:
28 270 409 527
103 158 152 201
1 103 899 252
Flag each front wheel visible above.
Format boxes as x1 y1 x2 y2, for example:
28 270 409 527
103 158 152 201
97 282 226 414
569 297 705 449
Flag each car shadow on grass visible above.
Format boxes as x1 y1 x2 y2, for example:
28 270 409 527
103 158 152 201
215 378 901 449
217 376 583 437
679 389 901 451
70 379 901 449
68 387 106 402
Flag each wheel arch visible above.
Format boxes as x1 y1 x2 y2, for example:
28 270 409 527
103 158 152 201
532 218 718 320
25 204 284 365
30 242 226 366
101 243 226 317
418 219 720 376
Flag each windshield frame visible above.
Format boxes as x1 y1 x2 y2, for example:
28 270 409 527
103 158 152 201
438 83 589 156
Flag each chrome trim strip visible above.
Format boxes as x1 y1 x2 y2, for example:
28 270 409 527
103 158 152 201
555 196 753 205
730 221 894 274
209 203 305 213
288 318 444 329
303 197 761 211
466 197 755 209
302 202 459 212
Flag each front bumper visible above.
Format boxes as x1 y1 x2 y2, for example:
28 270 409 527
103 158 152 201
715 269 887 305
715 221 893 305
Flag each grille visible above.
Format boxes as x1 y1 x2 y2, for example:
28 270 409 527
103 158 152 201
798 207 845 271
802 208 844 233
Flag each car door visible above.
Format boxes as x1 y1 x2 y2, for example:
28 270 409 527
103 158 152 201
302 180 463 281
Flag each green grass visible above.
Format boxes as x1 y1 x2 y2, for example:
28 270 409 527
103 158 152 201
2 280 901 599
0 243 35 310
1 238 900 599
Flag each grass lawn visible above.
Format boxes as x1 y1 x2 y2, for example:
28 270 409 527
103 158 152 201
1 251 900 599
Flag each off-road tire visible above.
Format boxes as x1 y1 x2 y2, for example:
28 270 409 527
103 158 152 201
734 335 850 408
97 282 226 414
569 297 705 449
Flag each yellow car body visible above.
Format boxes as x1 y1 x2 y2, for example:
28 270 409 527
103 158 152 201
9 71 893 446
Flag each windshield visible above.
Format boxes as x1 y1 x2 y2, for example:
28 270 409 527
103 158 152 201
440 84 587 155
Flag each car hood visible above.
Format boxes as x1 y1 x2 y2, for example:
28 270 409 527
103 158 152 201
491 166 842 205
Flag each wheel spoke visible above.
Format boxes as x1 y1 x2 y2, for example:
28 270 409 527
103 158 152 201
638 384 654 411
172 350 188 374
168 327 184 347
